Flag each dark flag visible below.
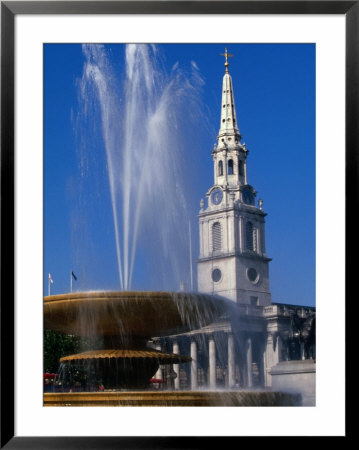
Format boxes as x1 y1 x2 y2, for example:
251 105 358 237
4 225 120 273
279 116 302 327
71 271 77 281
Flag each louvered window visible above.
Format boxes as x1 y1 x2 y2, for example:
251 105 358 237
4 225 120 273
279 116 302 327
246 221 254 251
228 159 234 175
212 222 222 252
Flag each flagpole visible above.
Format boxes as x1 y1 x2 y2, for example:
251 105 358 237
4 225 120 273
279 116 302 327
48 276 50 296
70 270 72 293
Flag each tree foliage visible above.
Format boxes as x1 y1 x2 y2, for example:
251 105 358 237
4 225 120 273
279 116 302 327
44 329 104 373
43 329 82 373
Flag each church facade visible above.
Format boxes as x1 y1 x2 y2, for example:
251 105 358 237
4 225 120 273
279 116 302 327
153 50 315 399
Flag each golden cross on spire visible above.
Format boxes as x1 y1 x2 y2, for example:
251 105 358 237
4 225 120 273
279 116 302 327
220 48 233 73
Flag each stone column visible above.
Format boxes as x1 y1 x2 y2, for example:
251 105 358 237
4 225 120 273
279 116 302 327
300 341 306 360
244 156 248 185
261 222 266 255
257 227 261 255
172 340 180 390
259 344 265 387
213 154 217 183
209 335 216 389
246 337 253 388
154 340 163 382
224 153 228 185
227 333 235 388
264 333 282 388
257 340 265 387
227 214 234 252
276 334 283 362
190 338 198 390
239 216 243 252
263 334 271 387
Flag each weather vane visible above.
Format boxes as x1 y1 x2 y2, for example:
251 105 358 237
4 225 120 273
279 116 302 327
220 48 233 73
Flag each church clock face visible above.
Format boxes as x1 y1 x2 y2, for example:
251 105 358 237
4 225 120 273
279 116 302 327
211 188 223 205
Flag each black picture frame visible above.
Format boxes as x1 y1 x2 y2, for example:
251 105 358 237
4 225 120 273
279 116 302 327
1 1 354 447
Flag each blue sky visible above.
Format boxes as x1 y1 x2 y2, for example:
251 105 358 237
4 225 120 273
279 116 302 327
44 43 315 306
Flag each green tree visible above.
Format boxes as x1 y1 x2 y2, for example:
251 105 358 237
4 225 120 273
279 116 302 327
43 329 82 373
44 329 103 374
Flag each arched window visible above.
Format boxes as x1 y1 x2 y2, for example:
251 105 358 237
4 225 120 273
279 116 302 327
212 222 222 252
246 221 254 251
238 160 244 176
218 160 223 176
228 159 234 175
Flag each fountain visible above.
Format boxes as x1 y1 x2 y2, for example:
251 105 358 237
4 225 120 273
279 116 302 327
43 44 301 406
43 291 300 406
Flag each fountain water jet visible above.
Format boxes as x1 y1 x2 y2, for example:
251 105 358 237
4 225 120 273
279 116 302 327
75 44 203 291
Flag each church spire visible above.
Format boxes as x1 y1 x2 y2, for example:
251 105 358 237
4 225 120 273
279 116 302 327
218 48 241 141
212 49 247 189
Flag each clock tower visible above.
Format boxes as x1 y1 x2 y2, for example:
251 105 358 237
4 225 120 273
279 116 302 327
197 49 272 306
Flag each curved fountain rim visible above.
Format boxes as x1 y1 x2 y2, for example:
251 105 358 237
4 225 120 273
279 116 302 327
43 290 231 338
60 349 192 363
43 290 226 303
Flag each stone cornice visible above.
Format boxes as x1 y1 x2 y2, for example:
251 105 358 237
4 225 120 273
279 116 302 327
199 203 267 218
197 251 272 263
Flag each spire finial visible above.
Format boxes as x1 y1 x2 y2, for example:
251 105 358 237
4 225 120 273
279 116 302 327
220 48 233 73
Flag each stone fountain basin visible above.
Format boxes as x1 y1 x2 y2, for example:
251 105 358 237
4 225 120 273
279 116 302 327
44 291 229 338
44 391 302 407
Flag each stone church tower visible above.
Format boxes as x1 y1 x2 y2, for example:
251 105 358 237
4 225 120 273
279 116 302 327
158 51 315 402
197 50 272 306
